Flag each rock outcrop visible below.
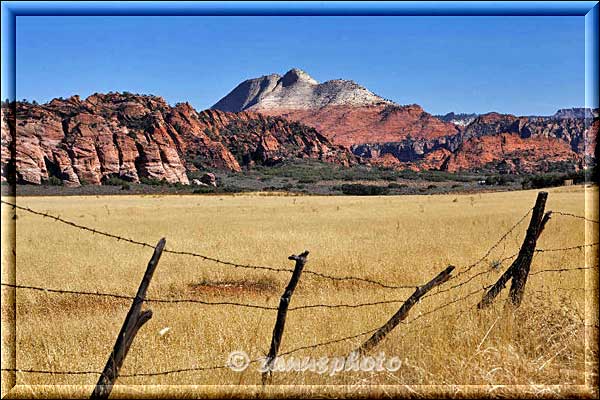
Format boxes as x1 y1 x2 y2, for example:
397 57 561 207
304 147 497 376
260 104 459 148
213 69 596 174
355 112 596 173
419 133 579 173
0 93 355 185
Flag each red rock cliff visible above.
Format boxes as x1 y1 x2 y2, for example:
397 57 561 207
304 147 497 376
0 93 356 185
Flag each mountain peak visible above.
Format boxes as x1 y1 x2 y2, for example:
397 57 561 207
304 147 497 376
212 70 393 112
281 68 318 86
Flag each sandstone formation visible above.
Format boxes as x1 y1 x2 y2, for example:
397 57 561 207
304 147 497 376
418 134 578 173
0 93 355 185
213 69 597 174
354 112 596 173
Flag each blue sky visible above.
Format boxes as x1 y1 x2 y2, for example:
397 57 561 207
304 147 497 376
14 15 584 115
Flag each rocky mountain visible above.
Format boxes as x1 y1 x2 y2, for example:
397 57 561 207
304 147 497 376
213 69 596 174
212 69 460 147
0 93 355 186
213 68 393 112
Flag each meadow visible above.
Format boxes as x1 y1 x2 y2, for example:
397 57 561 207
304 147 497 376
1 185 598 398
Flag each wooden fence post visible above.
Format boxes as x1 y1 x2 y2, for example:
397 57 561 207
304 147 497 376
478 192 549 309
355 265 455 356
261 250 309 385
91 238 166 399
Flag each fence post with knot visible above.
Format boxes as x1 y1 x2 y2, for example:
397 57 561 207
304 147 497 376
91 238 166 399
262 250 309 385
478 191 550 309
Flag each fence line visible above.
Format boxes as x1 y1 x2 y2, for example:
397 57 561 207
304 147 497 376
551 211 600 224
417 207 533 302
530 265 598 276
2 196 597 384
422 251 520 301
0 200 542 291
0 284 485 378
453 208 532 278
2 265 592 379
0 282 432 312
0 200 418 290
535 242 599 253
420 207 598 302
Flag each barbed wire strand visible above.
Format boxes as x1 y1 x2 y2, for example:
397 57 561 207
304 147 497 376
0 282 419 312
535 243 599 253
530 265 598 276
0 200 418 290
453 207 532 279
551 211 599 224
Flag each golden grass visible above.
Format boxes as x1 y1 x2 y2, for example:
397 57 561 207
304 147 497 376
1 186 598 398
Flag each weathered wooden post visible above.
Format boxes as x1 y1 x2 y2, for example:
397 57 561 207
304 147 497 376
355 265 455 356
262 250 309 385
91 238 166 399
478 192 549 309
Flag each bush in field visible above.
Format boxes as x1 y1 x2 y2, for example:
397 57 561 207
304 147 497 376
340 184 390 196
521 171 587 189
485 175 515 186
522 175 564 189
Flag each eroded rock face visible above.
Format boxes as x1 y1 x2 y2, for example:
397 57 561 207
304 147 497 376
1 93 356 185
2 95 191 185
260 104 459 148
212 69 596 173
417 134 579 173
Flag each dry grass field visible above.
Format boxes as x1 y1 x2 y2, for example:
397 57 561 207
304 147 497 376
1 185 598 398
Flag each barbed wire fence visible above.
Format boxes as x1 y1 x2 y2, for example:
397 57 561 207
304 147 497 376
0 193 598 393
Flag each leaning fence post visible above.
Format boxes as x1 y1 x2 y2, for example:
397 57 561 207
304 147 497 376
508 193 549 307
261 250 309 385
478 192 548 309
355 265 455 356
91 238 166 399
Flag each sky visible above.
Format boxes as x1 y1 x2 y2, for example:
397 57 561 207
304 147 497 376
14 15 585 116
